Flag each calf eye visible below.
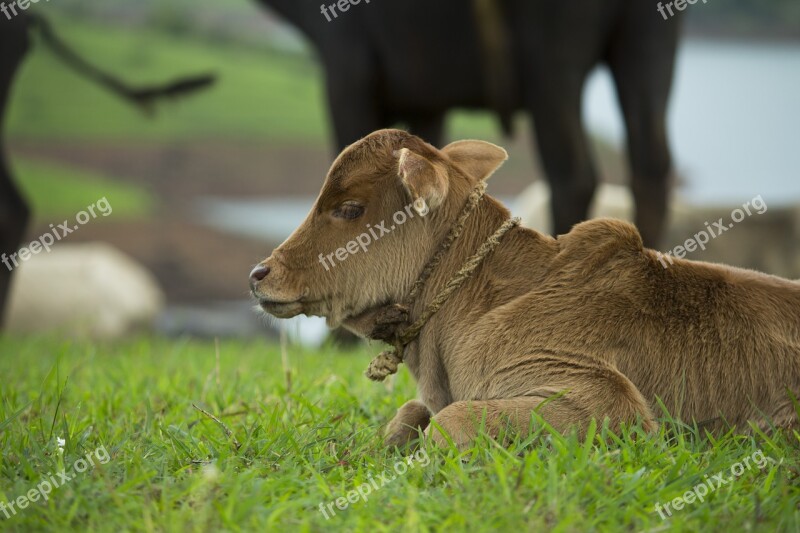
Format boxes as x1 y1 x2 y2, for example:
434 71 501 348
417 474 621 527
332 202 365 220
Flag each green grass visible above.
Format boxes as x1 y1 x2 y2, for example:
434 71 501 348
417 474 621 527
7 15 328 143
0 336 797 531
10 158 154 221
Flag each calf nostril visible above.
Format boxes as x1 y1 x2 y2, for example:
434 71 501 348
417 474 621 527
249 265 270 286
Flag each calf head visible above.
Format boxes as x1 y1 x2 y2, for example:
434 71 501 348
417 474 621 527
250 129 508 327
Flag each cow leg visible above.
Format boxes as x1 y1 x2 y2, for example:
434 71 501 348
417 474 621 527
322 50 386 152
384 399 432 449
533 100 595 237
525 60 599 237
0 154 29 326
607 7 681 248
406 113 446 148
508 0 620 237
426 364 657 449
0 18 31 326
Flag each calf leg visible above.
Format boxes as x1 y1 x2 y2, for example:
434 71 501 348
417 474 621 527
384 399 431 449
761 396 800 433
426 368 657 448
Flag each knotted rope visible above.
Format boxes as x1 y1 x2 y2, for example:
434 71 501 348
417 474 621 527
365 183 521 381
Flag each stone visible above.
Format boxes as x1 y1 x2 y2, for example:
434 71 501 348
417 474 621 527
6 243 165 339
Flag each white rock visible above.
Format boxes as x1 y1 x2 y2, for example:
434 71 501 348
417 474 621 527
518 181 645 234
6 243 164 339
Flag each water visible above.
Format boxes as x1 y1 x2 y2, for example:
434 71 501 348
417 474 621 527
584 38 800 205
198 197 314 243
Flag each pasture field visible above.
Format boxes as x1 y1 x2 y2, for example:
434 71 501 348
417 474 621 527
6 12 501 221
0 336 798 531
2 10 799 533
11 159 153 222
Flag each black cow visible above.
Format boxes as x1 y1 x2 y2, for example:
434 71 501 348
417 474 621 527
260 0 682 246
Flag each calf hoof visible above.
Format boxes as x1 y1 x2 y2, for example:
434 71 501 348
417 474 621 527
384 399 431 449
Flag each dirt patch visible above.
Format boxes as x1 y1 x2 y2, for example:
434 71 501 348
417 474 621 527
10 140 336 199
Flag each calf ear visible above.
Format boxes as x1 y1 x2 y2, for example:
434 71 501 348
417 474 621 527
442 140 508 182
395 148 449 215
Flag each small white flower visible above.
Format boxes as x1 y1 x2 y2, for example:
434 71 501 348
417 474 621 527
56 437 66 453
202 463 220 482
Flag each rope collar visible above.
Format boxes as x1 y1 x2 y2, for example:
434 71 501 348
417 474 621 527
365 183 521 381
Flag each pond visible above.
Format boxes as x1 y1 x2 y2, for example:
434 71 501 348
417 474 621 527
585 38 800 205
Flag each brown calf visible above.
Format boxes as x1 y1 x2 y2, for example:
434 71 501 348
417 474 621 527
250 129 800 448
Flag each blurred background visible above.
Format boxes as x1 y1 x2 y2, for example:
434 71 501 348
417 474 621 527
3 0 799 343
